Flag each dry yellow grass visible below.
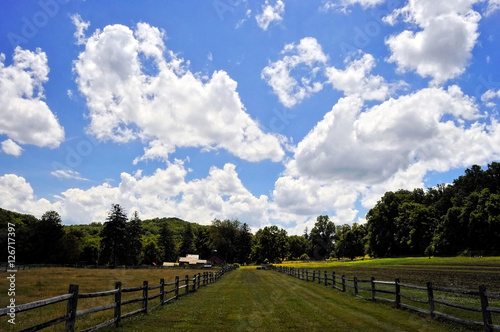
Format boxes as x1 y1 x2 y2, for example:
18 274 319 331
0 267 210 331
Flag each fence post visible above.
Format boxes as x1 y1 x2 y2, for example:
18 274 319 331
342 275 346 292
114 282 122 327
354 277 358 296
64 284 79 332
324 271 328 286
427 282 435 319
175 276 179 299
479 285 493 332
371 277 376 300
198 273 201 289
395 278 400 309
160 278 165 305
185 275 189 296
332 272 335 289
313 270 316 282
143 281 149 314
306 270 309 282
318 271 321 284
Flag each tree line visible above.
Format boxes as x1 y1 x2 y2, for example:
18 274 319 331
1 163 499 265
0 203 342 265
365 162 500 257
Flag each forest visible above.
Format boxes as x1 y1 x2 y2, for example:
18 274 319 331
1 163 499 265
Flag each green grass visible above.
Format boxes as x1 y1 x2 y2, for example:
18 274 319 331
277 256 500 290
110 267 465 331
1 258 498 331
276 256 500 328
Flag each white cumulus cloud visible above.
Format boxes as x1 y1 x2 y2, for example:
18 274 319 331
1 161 271 227
482 89 500 108
0 174 60 217
256 0 285 30
384 0 481 85
325 53 405 100
0 47 65 154
51 161 269 226
74 22 284 163
271 85 500 226
261 37 327 107
1 139 23 156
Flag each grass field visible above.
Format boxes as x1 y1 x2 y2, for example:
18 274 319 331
276 256 500 328
0 257 498 331
108 267 466 331
0 267 209 331
276 256 500 290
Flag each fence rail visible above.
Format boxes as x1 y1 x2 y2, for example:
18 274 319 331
0 265 234 331
272 265 500 332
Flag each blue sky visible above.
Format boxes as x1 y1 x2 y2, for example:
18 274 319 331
1 0 500 234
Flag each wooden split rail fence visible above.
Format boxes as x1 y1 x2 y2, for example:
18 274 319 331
0 265 234 331
271 266 500 332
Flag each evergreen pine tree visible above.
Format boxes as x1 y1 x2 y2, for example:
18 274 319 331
99 204 128 266
127 211 143 265
179 223 195 257
159 223 177 262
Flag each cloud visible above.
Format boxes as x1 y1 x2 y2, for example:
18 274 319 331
70 13 90 45
132 139 175 165
384 0 481 85
272 175 360 218
482 89 500 108
271 85 500 226
0 174 60 217
261 37 327 107
291 86 486 183
0 47 65 154
236 9 252 29
321 0 385 13
1 139 23 156
74 22 284 163
40 161 269 226
325 53 405 100
51 170 89 181
262 40 404 106
485 0 500 15
256 0 285 30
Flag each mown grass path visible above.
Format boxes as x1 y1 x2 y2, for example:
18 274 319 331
111 268 463 331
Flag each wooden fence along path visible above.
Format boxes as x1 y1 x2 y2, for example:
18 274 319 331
271 266 500 332
0 266 234 332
